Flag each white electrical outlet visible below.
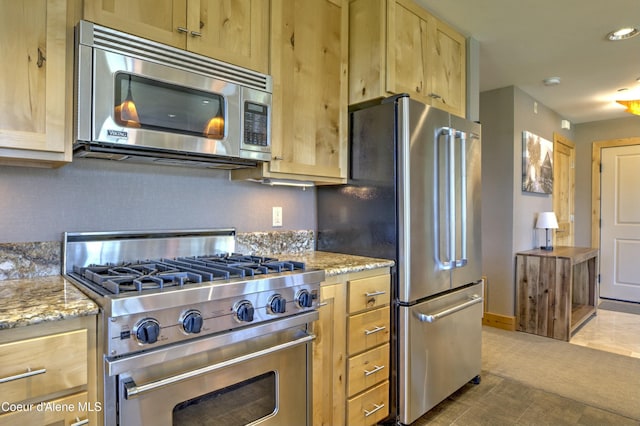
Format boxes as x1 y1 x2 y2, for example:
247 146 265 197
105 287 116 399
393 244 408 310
272 207 283 227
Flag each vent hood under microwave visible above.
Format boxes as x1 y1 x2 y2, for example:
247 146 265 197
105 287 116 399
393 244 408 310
74 21 272 170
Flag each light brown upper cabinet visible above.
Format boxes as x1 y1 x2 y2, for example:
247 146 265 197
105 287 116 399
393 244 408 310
349 0 466 117
233 0 349 184
84 0 269 73
0 0 77 167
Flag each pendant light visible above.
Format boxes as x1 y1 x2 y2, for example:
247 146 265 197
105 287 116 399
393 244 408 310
616 99 640 116
115 75 141 128
607 27 640 116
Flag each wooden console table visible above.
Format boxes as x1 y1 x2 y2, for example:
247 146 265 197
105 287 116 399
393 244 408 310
515 246 598 341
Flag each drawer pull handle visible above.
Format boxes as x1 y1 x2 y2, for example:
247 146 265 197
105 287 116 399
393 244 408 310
0 367 47 383
317 301 329 307
364 364 385 376
364 402 385 417
71 418 89 426
364 325 386 336
365 290 386 297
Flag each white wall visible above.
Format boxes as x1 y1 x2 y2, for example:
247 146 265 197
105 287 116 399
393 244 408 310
512 87 574 251
480 86 575 316
481 86 640 317
573 116 640 246
479 87 515 314
0 159 316 243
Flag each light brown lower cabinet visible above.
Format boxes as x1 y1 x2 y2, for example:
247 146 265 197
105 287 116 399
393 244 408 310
347 380 390 426
0 316 98 425
313 282 347 426
347 343 389 397
312 267 391 426
0 392 89 426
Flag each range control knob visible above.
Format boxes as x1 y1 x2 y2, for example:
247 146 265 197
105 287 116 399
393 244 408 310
235 300 255 322
134 318 160 344
268 294 287 314
181 310 203 334
296 289 314 308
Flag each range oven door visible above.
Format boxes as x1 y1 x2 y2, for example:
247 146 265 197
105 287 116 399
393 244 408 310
106 312 316 426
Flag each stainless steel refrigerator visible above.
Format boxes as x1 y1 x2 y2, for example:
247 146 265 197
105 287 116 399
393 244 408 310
317 94 483 425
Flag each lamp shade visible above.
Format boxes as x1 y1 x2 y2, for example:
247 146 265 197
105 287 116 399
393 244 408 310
536 212 558 229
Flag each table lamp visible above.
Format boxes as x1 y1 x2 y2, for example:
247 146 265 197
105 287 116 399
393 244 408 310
536 212 558 250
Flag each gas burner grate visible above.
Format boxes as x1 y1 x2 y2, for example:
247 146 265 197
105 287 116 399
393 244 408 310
71 255 306 295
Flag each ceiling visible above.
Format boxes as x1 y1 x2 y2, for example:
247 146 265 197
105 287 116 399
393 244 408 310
415 0 640 124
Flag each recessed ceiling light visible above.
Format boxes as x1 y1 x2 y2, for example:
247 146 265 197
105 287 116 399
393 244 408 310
543 77 561 86
606 27 640 41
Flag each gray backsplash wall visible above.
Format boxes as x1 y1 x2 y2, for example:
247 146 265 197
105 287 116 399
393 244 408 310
0 158 316 243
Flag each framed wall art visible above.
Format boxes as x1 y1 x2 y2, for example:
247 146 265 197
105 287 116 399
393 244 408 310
522 130 553 194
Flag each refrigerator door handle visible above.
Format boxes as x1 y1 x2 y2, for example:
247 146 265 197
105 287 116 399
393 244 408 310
436 127 455 270
455 130 468 268
414 294 482 323
448 127 457 267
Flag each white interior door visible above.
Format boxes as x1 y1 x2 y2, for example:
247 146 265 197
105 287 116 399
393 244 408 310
600 144 640 302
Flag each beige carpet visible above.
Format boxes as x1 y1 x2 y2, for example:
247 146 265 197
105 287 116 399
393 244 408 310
482 326 640 420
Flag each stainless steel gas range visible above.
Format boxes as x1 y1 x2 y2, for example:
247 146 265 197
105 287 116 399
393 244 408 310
63 229 323 426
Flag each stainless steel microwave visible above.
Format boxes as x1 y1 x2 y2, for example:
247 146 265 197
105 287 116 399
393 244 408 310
74 20 272 169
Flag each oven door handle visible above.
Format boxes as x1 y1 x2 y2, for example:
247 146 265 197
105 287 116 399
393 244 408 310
122 332 316 399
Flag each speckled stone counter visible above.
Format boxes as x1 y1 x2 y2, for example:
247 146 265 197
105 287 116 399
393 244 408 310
274 251 394 278
236 230 315 255
0 231 315 281
0 276 99 330
0 251 389 330
0 230 390 331
0 241 60 280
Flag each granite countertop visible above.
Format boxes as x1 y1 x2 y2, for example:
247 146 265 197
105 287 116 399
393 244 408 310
0 275 99 330
0 251 392 330
277 251 394 277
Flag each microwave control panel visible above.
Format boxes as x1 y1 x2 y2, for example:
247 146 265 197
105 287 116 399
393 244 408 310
243 101 269 147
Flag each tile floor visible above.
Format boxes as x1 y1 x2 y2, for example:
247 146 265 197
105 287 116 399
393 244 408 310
410 300 640 426
412 371 638 426
570 303 640 358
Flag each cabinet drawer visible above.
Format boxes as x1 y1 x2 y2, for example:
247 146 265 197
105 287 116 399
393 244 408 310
348 274 391 313
0 391 89 425
347 380 389 426
347 343 390 397
348 306 390 355
0 329 87 406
